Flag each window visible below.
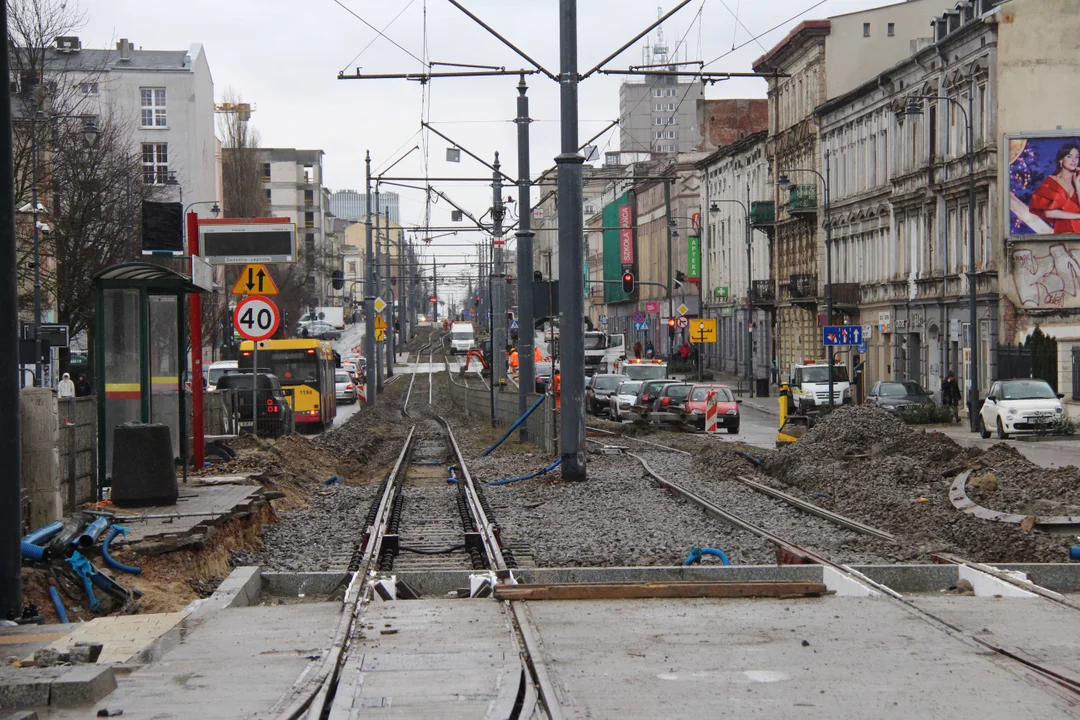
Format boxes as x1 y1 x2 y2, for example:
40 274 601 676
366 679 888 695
265 189 272 203
141 142 169 184
304 211 315 228
303 165 314 183
887 23 895 37
80 82 98 95
653 130 664 140
304 189 314 205
863 22 871 37
261 162 271 181
140 87 166 127
653 88 664 98
666 88 677 97
348 261 357 274
666 130 678 139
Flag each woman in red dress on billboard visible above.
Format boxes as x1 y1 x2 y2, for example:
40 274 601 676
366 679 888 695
1029 143 1080 234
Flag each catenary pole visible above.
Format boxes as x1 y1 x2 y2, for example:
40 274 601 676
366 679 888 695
664 180 674 359
364 152 377 406
491 153 505 407
0 0 23 617
515 73 535 442
746 182 753 397
557 0 587 481
384 208 394 377
374 190 384 390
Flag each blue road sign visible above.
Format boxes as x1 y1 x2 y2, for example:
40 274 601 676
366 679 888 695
509 320 519 330
856 341 868 354
632 311 645 323
598 314 608 326
822 325 863 346
633 320 650 331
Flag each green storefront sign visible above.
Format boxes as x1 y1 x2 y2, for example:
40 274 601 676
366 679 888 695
687 233 701 282
714 286 728 298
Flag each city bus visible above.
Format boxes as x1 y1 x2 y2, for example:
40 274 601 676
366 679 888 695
239 339 337 430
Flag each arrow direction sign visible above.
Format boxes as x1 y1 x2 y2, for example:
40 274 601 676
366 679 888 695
231 264 279 296
822 325 863 346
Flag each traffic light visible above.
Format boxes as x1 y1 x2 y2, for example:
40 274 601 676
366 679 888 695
506 273 513 284
667 317 676 336
430 296 437 304
674 270 686 290
331 270 344 290
622 271 635 294
474 296 480 307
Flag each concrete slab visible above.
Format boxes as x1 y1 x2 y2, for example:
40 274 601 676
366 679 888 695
330 599 520 718
46 602 343 720
0 669 56 710
524 596 1079 718
109 484 264 545
31 613 188 665
48 666 116 707
0 626 77 664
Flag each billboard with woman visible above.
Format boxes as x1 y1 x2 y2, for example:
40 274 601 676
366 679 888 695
1008 134 1080 237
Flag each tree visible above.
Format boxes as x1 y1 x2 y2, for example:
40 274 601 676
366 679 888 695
218 89 268 220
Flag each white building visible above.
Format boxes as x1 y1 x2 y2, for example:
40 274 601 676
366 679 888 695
329 190 400 224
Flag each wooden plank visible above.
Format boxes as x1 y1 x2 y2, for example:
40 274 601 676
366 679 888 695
494 581 829 601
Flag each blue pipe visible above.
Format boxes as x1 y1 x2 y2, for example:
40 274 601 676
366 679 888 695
486 458 562 486
482 394 546 456
78 516 110 548
23 521 64 546
49 587 69 623
446 467 458 485
66 552 100 610
1071 546 1080 562
733 450 763 467
102 526 142 575
21 540 49 561
682 546 731 566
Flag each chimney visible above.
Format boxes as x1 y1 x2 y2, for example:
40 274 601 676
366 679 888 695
55 36 81 52
117 39 132 60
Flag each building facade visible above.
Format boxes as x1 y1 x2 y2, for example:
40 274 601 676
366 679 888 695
329 189 400 223
619 76 702 155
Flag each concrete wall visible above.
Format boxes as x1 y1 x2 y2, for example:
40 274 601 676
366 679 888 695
446 374 558 455
57 397 98 512
22 389 61 529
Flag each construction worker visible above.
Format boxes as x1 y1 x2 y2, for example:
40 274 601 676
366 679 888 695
509 348 520 376
534 345 542 364
553 369 561 410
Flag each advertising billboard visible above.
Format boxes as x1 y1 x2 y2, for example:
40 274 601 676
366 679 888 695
619 204 634 264
1007 133 1080 237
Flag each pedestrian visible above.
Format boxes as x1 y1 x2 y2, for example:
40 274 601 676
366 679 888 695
553 369 561 410
74 374 92 397
645 339 655 359
942 370 961 423
633 341 642 359
679 341 691 361
57 372 75 399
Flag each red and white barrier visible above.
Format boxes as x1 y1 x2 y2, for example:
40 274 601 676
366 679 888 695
358 382 368 404
705 391 718 433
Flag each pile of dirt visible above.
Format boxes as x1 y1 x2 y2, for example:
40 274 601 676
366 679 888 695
751 405 1076 563
966 443 1080 516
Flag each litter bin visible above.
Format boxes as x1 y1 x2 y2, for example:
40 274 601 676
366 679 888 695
111 423 178 507
755 378 770 398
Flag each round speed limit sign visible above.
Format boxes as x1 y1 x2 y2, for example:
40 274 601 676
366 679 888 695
233 295 280 341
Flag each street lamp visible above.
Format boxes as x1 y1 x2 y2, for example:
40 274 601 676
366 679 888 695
904 94 978 432
25 110 100 386
710 194 755 395
778 160 835 407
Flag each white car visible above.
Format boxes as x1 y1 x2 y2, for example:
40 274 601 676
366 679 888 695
978 379 1064 439
608 380 643 422
206 360 238 392
334 370 358 404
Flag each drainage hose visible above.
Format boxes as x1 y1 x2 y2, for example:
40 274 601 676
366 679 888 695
21 540 49 561
78 516 111 548
102 525 142 575
23 521 64 546
446 467 458 485
682 546 731 566
49 586 69 624
481 394 546 456
66 552 100 610
486 458 562 486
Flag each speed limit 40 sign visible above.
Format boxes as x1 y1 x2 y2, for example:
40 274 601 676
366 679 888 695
233 295 280 341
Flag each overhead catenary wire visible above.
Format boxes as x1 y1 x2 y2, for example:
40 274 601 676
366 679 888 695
330 0 427 66
338 0 417 73
703 0 831 69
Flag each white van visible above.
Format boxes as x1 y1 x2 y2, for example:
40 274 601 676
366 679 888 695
206 360 238 392
449 322 475 355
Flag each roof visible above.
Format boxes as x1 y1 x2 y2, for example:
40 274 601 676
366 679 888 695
696 130 769 170
752 20 831 72
92 262 202 292
41 48 192 72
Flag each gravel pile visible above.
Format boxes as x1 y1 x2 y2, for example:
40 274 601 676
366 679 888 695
966 443 1080 516
232 484 377 571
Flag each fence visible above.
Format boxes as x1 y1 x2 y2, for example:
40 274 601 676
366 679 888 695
207 388 295 438
1073 346 1080 401
995 345 1060 392
446 370 559 455
58 397 97 512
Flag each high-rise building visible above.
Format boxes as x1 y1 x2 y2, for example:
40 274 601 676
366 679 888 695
329 189 399 223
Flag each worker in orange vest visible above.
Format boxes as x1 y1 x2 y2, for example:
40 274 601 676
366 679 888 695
509 349 520 375
553 369 561 410
533 346 542 364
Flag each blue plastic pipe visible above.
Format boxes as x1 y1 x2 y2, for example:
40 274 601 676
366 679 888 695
482 395 546 456
682 546 731 566
446 467 458 485
49 587 69 623
78 516 111 548
1071 546 1080 562
486 458 562 486
23 521 64 546
102 525 142 575
66 552 100 610
21 540 49 561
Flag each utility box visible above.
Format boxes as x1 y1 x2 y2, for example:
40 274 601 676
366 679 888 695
111 423 177 507
755 378 770 398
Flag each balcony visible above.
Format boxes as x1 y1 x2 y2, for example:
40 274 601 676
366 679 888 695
749 201 775 226
750 279 776 306
787 185 817 214
788 273 817 304
830 282 860 309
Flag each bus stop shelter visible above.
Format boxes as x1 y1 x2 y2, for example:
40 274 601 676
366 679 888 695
92 262 211 498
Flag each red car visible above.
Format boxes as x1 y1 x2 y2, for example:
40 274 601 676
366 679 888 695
680 384 741 433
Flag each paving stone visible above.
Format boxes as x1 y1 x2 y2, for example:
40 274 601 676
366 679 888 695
0 668 61 710
49 666 116 706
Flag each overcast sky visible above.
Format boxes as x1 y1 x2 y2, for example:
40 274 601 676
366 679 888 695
82 0 893 299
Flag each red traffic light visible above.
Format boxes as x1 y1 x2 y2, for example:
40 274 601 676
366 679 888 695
430 296 437 304
621 271 635 294
667 318 676 327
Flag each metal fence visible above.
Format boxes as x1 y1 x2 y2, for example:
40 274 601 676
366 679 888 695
1073 346 1080 401
58 397 96 512
445 370 558 455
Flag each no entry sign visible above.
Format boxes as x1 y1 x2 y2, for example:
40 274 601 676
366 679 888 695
233 295 280 341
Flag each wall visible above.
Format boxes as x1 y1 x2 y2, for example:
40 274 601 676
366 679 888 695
22 388 60 529
696 99 769 152
57 397 97 511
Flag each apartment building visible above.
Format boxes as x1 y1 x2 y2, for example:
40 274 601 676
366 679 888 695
329 189 400 223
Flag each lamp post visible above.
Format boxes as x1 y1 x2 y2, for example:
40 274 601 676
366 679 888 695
778 158 834 407
24 108 100 386
904 94 978 432
710 190 754 396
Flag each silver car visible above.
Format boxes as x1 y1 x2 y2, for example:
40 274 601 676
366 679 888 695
335 370 358 404
608 380 643 422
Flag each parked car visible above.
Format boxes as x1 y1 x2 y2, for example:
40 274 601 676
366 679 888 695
978 378 1065 439
586 374 629 415
632 379 679 423
609 380 643 422
651 383 693 425
299 321 341 340
865 381 935 413
335 370 359 404
214 372 294 437
680 384 741 433
534 360 559 393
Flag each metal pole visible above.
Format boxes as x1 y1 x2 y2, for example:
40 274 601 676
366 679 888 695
516 74 534 442
664 180 674 360
187 212 205 469
0 0 24 617
746 184 753 398
363 152 377 406
374 190 384 390
385 208 394 377
824 151 834 408
31 96 41 386
252 342 258 438
557 0 587 481
966 95 978 432
491 153 505 406
433 257 438 322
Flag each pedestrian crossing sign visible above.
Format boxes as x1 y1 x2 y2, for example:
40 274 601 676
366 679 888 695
510 320 519 330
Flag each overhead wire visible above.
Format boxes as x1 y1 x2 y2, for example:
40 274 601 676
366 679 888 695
338 0 417 73
329 0 426 66
703 0 830 69
715 0 768 53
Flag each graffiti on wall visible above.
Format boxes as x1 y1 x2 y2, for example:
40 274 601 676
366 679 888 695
1012 244 1080 307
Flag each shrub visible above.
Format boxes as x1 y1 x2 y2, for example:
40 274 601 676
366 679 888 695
895 403 957 425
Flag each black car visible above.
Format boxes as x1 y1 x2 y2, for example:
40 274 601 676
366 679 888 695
215 372 295 437
651 382 693 425
586 374 630 415
866 381 935 413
